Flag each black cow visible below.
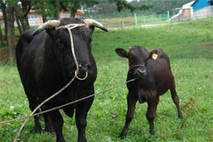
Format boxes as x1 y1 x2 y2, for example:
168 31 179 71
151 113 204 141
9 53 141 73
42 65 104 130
16 18 108 142
115 46 183 138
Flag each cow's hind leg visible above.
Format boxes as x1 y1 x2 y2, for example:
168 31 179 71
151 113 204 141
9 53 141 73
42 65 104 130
48 110 65 142
170 79 183 119
27 95 42 133
146 96 159 135
120 93 137 139
75 97 94 142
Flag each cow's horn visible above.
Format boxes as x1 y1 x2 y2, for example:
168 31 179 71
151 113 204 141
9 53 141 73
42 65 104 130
38 20 60 30
83 19 108 32
33 20 60 35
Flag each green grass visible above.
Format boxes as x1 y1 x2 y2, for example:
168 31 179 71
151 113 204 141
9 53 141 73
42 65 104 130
1 18 213 142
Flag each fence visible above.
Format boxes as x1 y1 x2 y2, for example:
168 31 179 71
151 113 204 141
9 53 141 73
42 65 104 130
83 3 213 30
83 10 171 30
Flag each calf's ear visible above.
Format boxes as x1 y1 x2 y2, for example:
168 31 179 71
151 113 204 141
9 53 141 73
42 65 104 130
148 49 158 60
115 48 129 58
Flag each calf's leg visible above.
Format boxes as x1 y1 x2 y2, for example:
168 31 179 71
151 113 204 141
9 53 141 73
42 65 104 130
170 80 183 119
120 94 137 139
146 96 159 135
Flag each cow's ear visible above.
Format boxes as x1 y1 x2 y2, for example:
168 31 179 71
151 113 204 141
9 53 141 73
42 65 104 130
46 28 57 39
148 49 158 60
89 26 95 33
115 48 129 58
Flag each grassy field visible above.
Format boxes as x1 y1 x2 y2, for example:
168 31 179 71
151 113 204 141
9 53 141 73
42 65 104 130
0 18 213 142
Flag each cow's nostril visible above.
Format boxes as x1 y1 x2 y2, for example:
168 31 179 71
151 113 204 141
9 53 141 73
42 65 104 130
79 64 82 69
78 64 90 72
135 68 146 78
85 64 91 69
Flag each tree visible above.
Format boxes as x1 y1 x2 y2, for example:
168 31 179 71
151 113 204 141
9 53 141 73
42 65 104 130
14 0 31 34
32 0 100 20
0 0 17 63
0 0 101 62
111 0 136 12
137 0 192 14
108 0 151 12
0 24 2 45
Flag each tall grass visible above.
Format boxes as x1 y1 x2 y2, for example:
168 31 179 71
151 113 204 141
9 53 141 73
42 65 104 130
0 18 213 142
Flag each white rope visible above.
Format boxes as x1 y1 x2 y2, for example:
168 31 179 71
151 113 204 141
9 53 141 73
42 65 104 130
57 23 88 80
13 23 88 142
0 78 137 126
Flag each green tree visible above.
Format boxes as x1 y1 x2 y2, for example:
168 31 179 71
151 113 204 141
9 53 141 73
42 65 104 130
0 0 100 62
32 0 100 20
137 0 192 14
15 0 31 33
108 0 151 12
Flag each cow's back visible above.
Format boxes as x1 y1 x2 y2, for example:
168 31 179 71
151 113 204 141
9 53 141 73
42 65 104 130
147 49 174 94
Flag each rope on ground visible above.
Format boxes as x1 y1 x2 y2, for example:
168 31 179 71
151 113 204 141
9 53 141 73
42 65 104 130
13 76 76 142
0 78 136 126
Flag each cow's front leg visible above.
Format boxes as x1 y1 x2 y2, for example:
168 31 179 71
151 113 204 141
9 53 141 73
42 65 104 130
120 93 137 139
43 112 55 133
75 89 94 142
48 110 65 142
146 95 159 135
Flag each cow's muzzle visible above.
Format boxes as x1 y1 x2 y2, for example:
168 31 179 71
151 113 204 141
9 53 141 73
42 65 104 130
135 68 146 78
131 65 146 78
75 64 89 80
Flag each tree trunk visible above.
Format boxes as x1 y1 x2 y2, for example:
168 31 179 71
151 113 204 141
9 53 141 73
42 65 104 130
1 3 8 40
20 0 30 31
15 13 23 35
20 16 30 31
54 0 60 19
71 8 77 17
14 5 30 34
42 15 47 22
0 24 3 45
6 7 16 63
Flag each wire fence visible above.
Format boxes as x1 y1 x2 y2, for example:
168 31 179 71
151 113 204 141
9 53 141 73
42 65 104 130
83 10 171 29
82 6 213 29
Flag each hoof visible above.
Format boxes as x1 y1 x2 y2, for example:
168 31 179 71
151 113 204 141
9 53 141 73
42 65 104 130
45 125 55 133
150 129 155 135
120 129 128 139
178 113 183 119
45 127 55 133
35 127 42 133
77 137 87 142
